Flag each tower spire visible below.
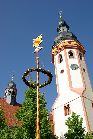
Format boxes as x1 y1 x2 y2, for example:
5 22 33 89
54 12 77 44
59 11 62 22
4 75 17 105
11 74 14 81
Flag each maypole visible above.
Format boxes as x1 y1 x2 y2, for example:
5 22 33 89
22 34 53 139
34 35 42 139
36 49 40 139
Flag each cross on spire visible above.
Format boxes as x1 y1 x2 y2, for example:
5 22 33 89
11 75 14 81
59 11 62 21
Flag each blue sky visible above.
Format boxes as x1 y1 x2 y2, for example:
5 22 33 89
0 0 93 111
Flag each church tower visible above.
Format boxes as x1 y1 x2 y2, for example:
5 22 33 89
4 76 17 105
51 13 93 138
0 75 21 126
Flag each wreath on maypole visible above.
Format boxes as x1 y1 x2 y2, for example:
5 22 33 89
22 34 53 88
22 68 53 89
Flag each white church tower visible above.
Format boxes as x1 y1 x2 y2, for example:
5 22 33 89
51 14 93 138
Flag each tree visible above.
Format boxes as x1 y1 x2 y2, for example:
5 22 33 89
0 109 12 139
64 112 85 139
13 87 57 139
0 108 6 129
84 132 93 139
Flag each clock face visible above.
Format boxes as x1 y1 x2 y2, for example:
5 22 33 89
70 64 79 70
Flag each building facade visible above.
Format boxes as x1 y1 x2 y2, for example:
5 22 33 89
51 15 93 138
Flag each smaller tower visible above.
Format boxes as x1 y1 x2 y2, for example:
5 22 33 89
4 75 17 105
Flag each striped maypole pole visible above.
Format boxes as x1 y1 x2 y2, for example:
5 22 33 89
36 50 40 139
33 34 43 139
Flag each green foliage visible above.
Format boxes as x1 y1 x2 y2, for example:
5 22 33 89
0 109 12 139
84 132 93 139
0 88 57 139
13 87 57 139
0 127 12 139
64 112 85 139
0 108 6 129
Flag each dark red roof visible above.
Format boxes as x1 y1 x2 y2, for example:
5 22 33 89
0 98 21 126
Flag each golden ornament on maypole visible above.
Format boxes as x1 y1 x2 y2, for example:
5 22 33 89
22 34 53 139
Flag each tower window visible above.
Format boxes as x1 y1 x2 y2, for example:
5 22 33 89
58 54 63 63
68 50 74 59
83 68 85 72
64 104 70 116
92 102 93 108
79 53 82 60
60 69 64 73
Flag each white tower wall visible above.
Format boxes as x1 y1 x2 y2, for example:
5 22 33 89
52 40 93 138
53 93 88 138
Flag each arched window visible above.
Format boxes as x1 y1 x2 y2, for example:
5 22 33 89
58 54 63 63
68 50 74 58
